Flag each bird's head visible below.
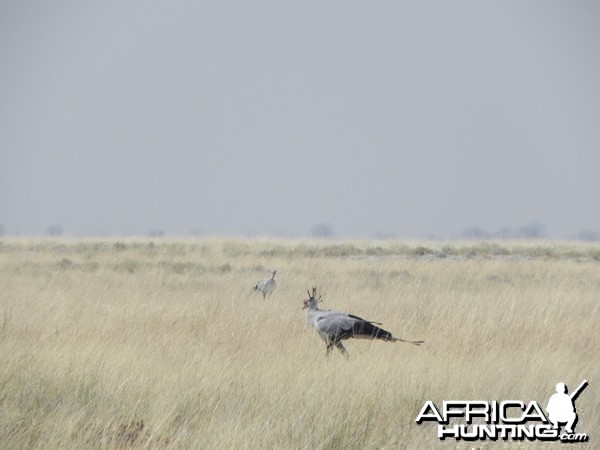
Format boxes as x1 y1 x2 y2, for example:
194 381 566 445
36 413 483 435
302 287 322 309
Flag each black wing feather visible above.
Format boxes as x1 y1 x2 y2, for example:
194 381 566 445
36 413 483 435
347 313 383 325
350 317 395 341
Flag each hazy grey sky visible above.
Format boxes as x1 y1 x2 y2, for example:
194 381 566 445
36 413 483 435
2 1 599 238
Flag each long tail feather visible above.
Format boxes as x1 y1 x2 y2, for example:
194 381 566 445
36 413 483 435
392 337 424 345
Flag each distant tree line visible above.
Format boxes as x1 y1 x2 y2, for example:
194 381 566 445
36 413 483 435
462 223 600 241
463 223 547 239
0 222 597 241
311 223 335 238
47 224 63 236
577 230 600 241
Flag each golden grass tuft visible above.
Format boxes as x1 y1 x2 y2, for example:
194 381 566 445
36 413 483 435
0 238 598 448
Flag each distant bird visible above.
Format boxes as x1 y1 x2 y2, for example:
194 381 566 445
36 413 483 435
253 270 277 299
302 287 423 357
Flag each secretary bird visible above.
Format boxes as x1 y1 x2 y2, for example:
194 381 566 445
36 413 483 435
252 270 277 299
302 287 423 358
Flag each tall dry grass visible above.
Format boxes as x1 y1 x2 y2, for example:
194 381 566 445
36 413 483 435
0 238 598 448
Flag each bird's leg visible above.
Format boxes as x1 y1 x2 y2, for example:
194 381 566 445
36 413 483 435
335 341 349 359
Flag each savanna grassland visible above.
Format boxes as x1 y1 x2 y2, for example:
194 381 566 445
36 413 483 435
0 238 598 449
